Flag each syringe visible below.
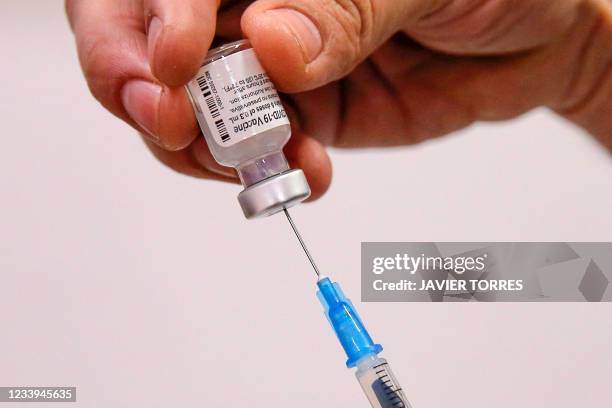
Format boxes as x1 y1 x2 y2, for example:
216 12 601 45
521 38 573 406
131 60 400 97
186 38 410 407
284 210 412 408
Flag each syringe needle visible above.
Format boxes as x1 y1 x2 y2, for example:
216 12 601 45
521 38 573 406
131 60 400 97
283 208 321 278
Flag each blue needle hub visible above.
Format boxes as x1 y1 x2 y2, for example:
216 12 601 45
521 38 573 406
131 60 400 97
316 277 383 368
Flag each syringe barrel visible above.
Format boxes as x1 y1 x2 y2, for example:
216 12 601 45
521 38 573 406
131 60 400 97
355 355 412 408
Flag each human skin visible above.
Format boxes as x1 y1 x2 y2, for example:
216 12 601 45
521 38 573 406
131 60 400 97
66 0 612 199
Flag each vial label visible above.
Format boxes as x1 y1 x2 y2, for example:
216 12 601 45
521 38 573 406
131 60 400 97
187 48 289 147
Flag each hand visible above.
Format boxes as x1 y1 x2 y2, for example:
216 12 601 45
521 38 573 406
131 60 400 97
66 0 612 199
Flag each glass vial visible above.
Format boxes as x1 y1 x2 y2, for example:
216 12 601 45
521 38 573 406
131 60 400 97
186 40 292 186
185 40 310 218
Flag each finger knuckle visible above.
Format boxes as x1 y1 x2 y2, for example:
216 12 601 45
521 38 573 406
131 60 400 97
557 15 612 117
79 36 126 106
325 0 375 64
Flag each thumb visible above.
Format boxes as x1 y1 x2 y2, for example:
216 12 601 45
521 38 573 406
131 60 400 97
241 0 436 92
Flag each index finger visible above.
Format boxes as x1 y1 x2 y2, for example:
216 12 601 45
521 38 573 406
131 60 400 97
66 0 206 150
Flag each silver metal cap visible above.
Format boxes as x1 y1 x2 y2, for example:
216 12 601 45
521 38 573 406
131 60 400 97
237 169 311 219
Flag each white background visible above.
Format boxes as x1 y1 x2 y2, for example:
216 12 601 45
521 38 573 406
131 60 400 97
1 1 611 407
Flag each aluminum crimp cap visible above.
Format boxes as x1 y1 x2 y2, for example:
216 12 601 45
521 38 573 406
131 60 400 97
237 169 311 219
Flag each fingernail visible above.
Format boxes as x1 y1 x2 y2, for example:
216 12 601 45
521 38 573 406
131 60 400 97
147 16 163 60
121 80 162 140
267 8 322 63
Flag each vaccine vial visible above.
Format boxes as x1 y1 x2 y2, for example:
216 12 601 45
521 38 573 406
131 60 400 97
186 40 310 218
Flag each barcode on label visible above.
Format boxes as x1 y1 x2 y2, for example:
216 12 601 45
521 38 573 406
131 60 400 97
196 75 230 143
